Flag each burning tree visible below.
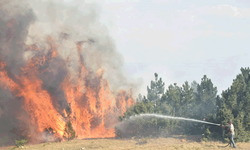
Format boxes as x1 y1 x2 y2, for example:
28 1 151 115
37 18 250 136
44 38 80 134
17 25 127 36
0 0 135 145
64 121 76 141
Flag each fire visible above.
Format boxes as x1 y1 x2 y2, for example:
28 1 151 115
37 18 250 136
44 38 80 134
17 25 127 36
0 33 134 143
63 109 68 118
0 0 136 144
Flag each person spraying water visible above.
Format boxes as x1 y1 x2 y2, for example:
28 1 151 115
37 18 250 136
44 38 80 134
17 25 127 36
221 120 236 148
127 114 239 147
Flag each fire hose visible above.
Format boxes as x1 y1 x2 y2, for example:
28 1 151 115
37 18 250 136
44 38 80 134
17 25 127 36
217 124 232 147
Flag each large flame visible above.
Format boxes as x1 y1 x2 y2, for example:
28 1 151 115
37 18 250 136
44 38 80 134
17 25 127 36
0 1 136 144
0 34 134 143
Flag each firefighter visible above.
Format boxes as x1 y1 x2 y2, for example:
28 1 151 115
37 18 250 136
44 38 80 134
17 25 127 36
221 120 236 148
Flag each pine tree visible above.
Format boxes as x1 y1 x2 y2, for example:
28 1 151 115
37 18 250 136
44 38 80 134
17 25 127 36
216 68 250 142
64 120 76 141
165 83 181 116
194 75 217 119
180 81 195 117
147 73 165 102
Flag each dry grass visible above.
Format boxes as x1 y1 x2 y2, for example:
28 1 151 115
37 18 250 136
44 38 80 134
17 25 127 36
1 136 249 150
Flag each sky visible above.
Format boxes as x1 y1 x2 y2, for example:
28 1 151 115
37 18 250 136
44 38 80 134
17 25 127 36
63 0 250 96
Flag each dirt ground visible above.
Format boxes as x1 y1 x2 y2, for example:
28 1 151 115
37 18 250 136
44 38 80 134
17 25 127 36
1 136 249 150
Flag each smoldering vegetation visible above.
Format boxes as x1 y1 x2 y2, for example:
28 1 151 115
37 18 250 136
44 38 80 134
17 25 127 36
0 0 138 146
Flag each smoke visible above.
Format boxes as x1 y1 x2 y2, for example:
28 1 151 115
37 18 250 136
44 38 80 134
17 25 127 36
0 0 35 146
0 0 138 146
0 0 35 75
27 0 138 92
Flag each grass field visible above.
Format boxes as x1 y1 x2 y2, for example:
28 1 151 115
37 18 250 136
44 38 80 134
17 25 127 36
1 136 249 150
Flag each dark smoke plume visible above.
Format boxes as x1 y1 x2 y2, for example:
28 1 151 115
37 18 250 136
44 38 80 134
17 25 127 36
0 0 138 146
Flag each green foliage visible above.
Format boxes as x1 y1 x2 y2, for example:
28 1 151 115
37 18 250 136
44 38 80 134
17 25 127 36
216 68 250 142
162 81 195 117
194 75 217 119
64 120 76 141
117 74 193 138
15 139 27 147
120 101 154 121
117 69 250 142
202 137 209 142
115 115 181 138
147 73 165 102
117 73 220 138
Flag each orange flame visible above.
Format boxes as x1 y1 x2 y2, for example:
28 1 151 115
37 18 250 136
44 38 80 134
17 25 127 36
0 35 134 143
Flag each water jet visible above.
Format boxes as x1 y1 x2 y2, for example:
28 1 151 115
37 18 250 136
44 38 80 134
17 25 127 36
129 113 220 126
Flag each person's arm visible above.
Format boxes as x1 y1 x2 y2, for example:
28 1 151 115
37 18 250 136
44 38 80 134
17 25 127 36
225 125 232 133
221 125 231 131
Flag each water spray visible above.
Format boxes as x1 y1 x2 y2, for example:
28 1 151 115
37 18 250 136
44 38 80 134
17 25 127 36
129 114 221 126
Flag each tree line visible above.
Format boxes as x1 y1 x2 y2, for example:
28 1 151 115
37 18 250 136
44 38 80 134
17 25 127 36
116 67 250 142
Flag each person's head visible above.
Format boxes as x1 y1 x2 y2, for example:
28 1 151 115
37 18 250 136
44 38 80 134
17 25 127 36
229 120 232 124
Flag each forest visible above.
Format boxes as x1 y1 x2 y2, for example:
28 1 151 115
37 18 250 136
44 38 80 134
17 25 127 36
116 67 250 143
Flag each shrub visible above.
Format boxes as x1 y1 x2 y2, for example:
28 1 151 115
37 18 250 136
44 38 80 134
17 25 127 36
15 139 27 147
115 116 182 139
64 120 76 140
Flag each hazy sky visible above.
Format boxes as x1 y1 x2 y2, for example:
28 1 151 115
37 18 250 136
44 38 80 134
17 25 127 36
64 0 250 96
